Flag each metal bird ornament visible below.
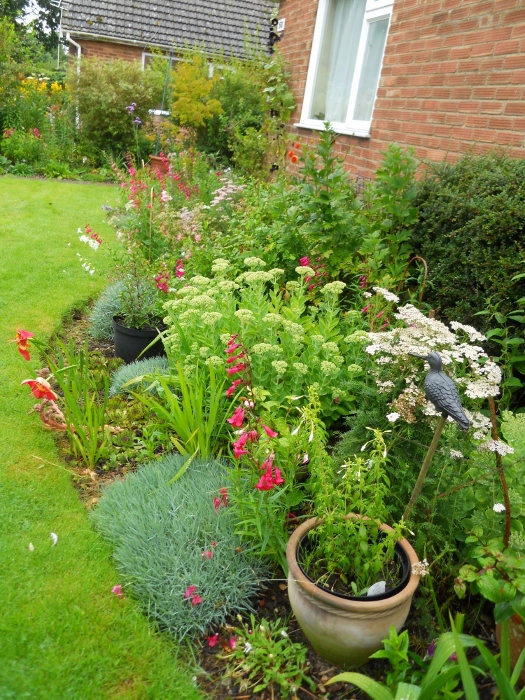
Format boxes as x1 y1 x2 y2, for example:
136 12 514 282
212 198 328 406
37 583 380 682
409 351 469 431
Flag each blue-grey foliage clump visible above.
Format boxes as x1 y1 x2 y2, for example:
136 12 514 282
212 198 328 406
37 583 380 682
92 455 268 641
88 281 125 341
109 356 170 396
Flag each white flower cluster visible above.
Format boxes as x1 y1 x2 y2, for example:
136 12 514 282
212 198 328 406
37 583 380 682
211 257 230 274
322 281 346 296
493 502 506 513
373 286 400 304
411 559 430 577
365 303 502 427
295 266 315 277
478 439 514 456
243 256 266 269
78 234 100 251
449 449 464 460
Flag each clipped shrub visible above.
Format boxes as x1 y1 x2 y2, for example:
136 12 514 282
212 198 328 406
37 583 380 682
109 355 170 396
92 455 268 641
88 281 124 341
410 152 525 327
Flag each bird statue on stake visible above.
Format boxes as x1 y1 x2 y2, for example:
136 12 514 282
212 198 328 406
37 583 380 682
409 351 469 430
403 351 469 521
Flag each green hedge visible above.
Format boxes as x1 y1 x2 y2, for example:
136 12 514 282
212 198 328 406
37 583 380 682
410 152 525 327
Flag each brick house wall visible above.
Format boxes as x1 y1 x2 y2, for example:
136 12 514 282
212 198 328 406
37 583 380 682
278 0 525 177
75 39 144 62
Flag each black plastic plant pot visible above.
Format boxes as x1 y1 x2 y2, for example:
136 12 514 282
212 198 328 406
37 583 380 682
112 317 166 364
296 534 411 602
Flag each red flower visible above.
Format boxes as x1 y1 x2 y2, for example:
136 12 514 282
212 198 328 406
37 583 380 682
14 329 34 361
247 430 259 442
294 142 301 149
207 633 219 647
361 305 370 313
291 155 298 164
184 585 197 599
226 352 245 364
191 594 203 606
227 405 245 428
261 424 278 438
254 468 275 491
202 550 213 560
232 432 249 458
229 636 237 649
90 232 102 245
225 342 242 355
21 378 58 401
213 488 228 511
273 466 284 485
111 585 124 598
225 379 243 397
299 256 310 266
226 363 246 376
287 150 294 157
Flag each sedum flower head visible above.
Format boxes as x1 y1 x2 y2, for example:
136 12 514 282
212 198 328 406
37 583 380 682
217 280 240 293
263 313 282 326
347 363 362 374
206 355 224 368
201 312 223 326
211 258 230 274
271 360 288 375
322 341 339 356
320 361 338 375
252 343 280 355
188 294 215 308
322 281 346 296
345 331 370 344
234 308 255 322
286 281 300 291
244 256 266 269
237 270 274 284
292 362 308 375
191 275 211 287
295 266 315 277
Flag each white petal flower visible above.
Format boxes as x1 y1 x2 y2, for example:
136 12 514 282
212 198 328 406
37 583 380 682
50 532 58 546
28 543 34 551
386 412 400 423
493 503 506 513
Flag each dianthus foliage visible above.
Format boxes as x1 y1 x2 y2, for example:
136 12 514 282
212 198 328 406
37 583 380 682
92 455 268 641
88 281 124 340
411 152 525 327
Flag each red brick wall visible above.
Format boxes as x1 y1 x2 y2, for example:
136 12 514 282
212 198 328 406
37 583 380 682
75 39 143 63
278 0 525 177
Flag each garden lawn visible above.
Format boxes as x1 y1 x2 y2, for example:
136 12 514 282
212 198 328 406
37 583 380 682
0 176 201 700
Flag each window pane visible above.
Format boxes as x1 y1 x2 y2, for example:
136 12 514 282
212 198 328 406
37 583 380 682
352 17 389 121
310 0 366 123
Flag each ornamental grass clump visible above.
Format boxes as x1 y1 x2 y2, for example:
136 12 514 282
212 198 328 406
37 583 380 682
92 455 268 641
109 355 169 396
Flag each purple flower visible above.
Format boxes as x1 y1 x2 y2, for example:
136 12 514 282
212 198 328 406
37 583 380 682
126 103 136 112
134 117 142 124
426 641 436 658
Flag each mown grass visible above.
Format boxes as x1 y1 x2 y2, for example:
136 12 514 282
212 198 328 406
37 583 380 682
0 176 201 700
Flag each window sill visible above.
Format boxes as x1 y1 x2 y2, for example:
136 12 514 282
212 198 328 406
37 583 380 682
293 121 371 139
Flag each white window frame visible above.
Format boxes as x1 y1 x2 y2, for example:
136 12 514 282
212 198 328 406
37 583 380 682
296 0 394 138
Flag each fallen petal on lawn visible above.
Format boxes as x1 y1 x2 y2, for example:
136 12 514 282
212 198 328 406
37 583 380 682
50 532 58 546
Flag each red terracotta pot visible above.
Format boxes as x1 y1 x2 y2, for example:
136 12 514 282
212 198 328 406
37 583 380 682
496 614 525 685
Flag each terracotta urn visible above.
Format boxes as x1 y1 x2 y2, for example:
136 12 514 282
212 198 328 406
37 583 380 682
496 614 525 684
286 516 420 668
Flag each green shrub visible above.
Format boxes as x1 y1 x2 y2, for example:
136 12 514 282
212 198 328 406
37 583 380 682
70 57 163 161
1 128 46 164
92 455 268 641
410 152 525 328
109 356 170 396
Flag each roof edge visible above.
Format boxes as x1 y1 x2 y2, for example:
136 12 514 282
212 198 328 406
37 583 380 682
64 29 251 59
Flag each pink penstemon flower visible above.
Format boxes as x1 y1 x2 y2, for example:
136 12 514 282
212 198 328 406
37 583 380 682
261 424 278 438
226 363 246 376
227 406 245 428
112 585 124 599
225 379 243 397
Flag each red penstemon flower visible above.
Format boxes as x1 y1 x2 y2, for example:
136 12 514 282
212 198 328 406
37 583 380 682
226 363 246 376
21 377 58 401
225 378 243 397
261 424 278 438
227 405 245 428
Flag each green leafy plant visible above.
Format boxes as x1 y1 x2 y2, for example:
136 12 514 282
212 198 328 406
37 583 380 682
220 614 314 698
305 420 406 595
92 455 268 641
47 340 110 469
132 363 227 458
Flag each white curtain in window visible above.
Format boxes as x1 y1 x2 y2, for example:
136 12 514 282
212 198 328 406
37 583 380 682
353 16 389 121
324 0 366 122
310 0 366 122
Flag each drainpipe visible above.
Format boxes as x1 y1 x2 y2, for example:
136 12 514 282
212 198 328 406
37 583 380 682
65 31 81 129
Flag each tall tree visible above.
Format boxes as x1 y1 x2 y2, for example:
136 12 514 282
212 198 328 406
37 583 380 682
0 0 60 52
